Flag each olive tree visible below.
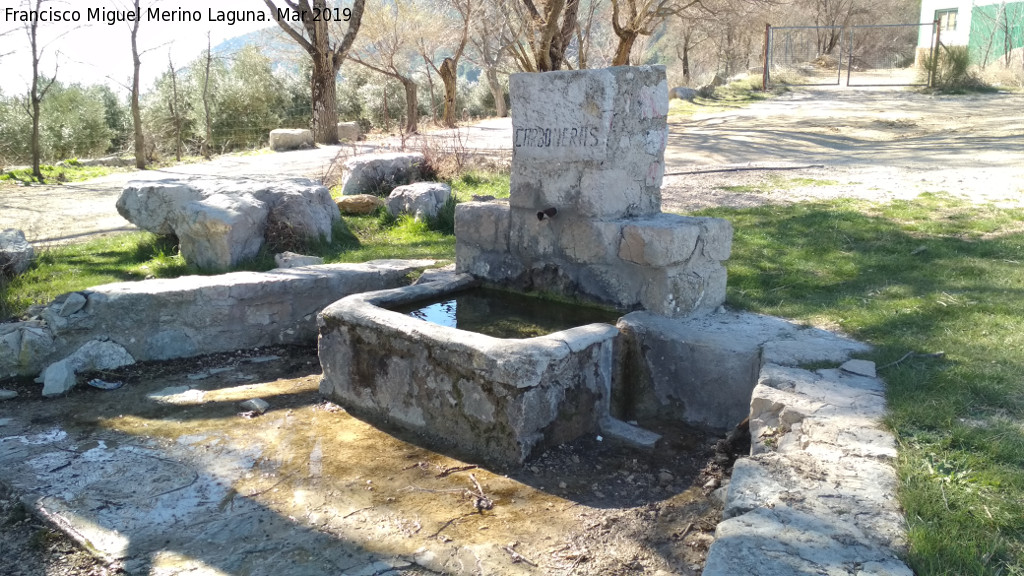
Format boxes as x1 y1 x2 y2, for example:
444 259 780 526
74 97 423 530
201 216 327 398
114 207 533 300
263 0 365 144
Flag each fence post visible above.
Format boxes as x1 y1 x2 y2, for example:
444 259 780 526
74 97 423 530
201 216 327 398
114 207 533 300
931 19 941 88
762 23 771 91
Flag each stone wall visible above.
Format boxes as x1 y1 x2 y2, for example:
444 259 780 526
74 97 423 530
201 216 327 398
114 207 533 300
0 260 434 379
455 66 732 317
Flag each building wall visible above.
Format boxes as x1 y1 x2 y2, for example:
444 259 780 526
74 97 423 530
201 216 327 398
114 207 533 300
919 0 975 47
969 1 1024 65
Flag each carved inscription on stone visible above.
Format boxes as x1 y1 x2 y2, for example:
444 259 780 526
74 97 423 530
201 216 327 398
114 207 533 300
513 126 601 149
510 69 614 162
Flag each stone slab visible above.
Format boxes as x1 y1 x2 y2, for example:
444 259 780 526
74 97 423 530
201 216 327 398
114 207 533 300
1 260 436 378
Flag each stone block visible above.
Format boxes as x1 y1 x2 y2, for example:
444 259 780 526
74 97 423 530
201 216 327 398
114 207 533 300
336 121 361 142
41 360 76 397
639 261 728 316
177 193 268 270
337 194 384 215
508 208 558 259
556 219 624 265
0 228 35 277
509 66 667 219
614 311 761 429
454 201 511 254
340 152 425 196
762 327 872 366
269 128 313 151
386 182 451 221
618 214 701 267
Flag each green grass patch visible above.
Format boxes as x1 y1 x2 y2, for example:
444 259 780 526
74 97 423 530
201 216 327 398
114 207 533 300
696 194 1024 575
718 174 840 194
451 171 510 199
668 76 785 120
0 199 466 321
0 163 126 186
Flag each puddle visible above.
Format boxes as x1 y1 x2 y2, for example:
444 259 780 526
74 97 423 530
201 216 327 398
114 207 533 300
391 287 621 339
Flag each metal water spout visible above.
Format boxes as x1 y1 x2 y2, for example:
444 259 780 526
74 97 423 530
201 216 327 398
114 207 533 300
536 207 558 221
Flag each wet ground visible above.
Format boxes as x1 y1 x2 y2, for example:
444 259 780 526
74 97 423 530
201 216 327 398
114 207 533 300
1 345 738 575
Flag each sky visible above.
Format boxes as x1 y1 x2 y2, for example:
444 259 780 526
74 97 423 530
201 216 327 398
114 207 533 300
0 0 282 95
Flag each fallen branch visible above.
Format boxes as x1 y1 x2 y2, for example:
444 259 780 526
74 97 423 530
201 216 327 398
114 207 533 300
877 351 946 371
503 543 539 567
664 163 825 177
467 473 493 511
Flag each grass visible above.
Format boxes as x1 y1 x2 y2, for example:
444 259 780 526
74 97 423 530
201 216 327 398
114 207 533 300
668 76 785 120
0 163 125 186
696 193 1024 575
718 174 840 194
0 171 514 320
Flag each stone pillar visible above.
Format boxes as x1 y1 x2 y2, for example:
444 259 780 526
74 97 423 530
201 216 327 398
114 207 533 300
455 65 733 317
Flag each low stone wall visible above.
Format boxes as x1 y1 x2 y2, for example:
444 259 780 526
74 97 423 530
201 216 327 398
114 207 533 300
614 310 871 430
704 361 913 576
317 275 620 468
0 260 435 380
457 202 731 317
615 309 912 575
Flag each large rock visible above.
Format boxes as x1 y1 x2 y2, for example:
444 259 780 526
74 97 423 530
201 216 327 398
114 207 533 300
0 228 34 277
386 182 451 221
337 194 384 215
337 122 361 142
339 152 426 196
669 86 697 101
269 128 313 151
40 340 136 397
117 178 339 270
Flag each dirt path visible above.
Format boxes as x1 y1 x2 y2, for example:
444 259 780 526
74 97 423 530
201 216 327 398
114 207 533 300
660 88 1024 212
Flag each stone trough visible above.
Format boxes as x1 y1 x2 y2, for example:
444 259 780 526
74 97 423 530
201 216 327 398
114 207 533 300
318 275 620 468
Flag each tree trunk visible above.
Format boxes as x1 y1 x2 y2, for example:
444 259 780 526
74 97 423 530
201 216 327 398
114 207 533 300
27 14 44 182
130 0 145 169
401 76 418 134
310 50 339 144
422 56 439 122
612 31 637 66
485 67 506 117
30 95 42 181
440 57 458 127
202 33 213 159
168 56 182 162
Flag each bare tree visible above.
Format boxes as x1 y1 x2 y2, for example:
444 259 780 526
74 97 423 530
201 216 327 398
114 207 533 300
610 0 702 65
420 0 473 127
166 52 184 162
201 32 213 159
263 0 365 144
350 0 423 134
20 0 61 181
128 0 147 168
467 0 522 116
512 0 581 71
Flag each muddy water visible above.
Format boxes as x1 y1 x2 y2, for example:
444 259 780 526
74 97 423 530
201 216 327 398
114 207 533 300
3 346 728 575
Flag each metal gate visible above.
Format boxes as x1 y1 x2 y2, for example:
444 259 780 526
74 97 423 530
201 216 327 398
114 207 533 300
765 22 938 88
766 25 845 86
